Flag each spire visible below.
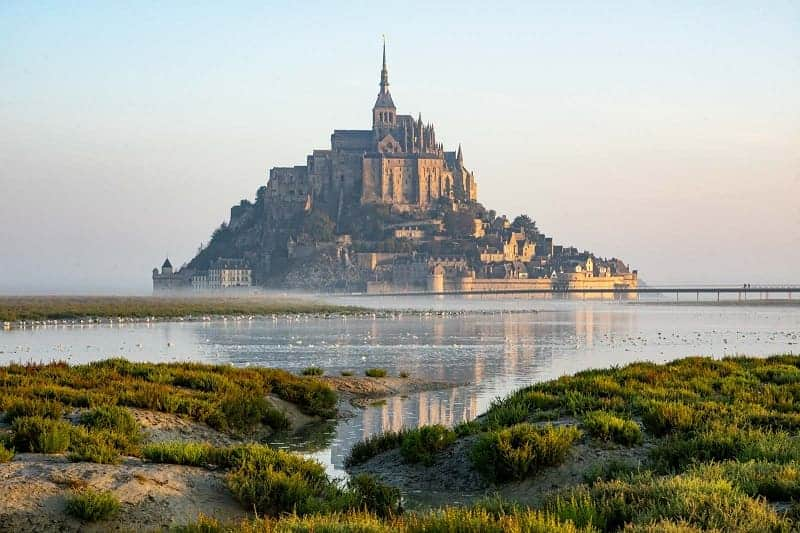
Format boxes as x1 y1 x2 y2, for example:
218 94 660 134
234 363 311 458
372 36 395 115
380 36 389 93
457 144 463 163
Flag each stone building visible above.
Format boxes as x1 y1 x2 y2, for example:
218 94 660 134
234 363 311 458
191 258 252 291
264 44 478 223
152 258 191 292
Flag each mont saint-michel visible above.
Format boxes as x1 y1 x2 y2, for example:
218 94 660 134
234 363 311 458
153 46 637 294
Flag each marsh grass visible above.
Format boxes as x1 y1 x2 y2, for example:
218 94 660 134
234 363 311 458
175 506 593 533
546 473 788 532
0 296 362 322
301 367 324 376
339 355 800 530
687 460 800 501
0 359 336 436
64 489 121 521
365 368 388 378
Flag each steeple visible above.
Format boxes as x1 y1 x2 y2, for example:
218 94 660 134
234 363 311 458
380 38 389 93
372 37 396 129
457 144 463 164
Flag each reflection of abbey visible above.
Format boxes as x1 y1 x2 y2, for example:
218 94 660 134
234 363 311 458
153 44 637 295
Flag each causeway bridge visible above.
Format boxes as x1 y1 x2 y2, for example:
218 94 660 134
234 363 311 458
334 285 800 301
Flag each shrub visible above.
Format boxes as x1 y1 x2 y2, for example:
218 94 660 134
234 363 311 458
340 370 354 377
345 430 407 467
582 411 643 446
3 397 63 422
400 425 456 466
225 445 336 516
399 371 409 379
0 442 14 462
80 405 141 442
347 473 402 518
12 416 72 453
64 489 121 521
471 423 581 482
365 368 388 378
301 367 324 376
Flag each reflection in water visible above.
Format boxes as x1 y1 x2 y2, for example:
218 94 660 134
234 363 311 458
2 301 799 477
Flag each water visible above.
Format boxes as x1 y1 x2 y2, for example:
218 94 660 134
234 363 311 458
2 300 799 478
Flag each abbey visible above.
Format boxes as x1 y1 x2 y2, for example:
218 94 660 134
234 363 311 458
264 44 477 221
153 44 638 295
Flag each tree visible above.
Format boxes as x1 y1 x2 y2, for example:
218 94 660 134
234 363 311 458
512 214 539 237
444 210 475 239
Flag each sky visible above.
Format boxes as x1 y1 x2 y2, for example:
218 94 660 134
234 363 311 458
1 1 798 294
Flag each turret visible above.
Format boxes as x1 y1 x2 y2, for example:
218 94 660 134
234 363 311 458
372 40 396 129
161 257 173 275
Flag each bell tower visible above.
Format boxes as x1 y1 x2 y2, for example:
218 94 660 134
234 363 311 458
372 40 396 130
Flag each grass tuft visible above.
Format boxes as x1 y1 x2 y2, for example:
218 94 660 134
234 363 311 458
0 442 14 462
64 489 121 521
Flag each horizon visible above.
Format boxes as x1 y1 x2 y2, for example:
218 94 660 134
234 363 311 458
1 2 798 294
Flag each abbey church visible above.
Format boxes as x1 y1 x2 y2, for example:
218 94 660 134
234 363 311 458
264 44 478 221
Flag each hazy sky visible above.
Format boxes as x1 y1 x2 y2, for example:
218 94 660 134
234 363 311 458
1 1 798 293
